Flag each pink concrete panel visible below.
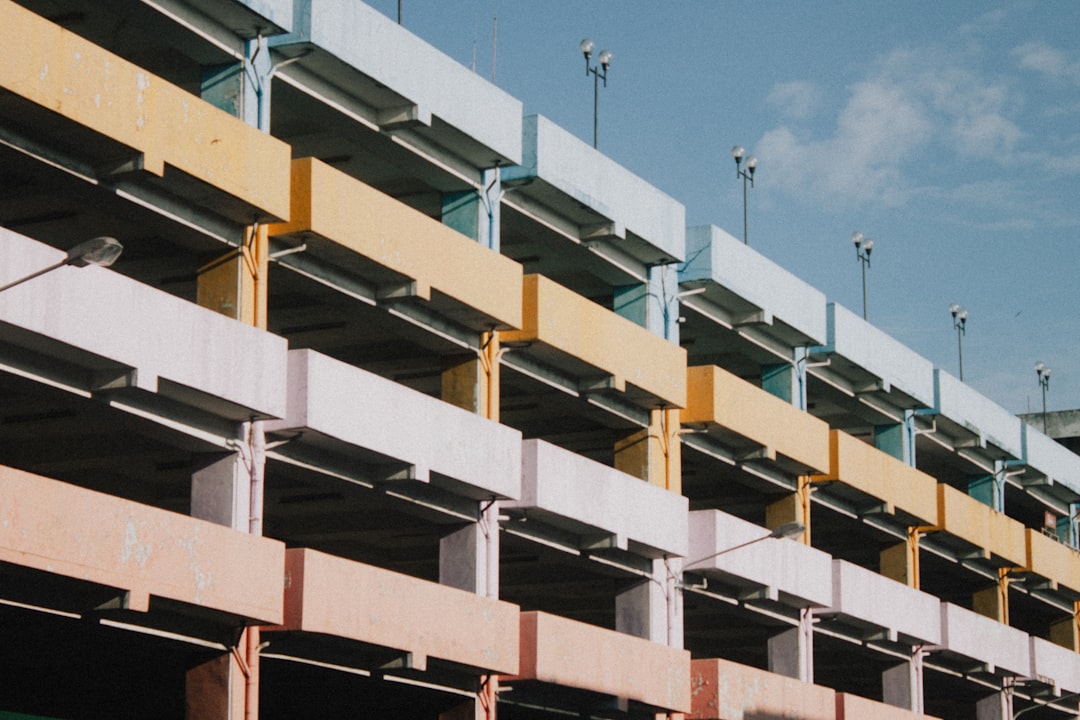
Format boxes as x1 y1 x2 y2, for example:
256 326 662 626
689 658 834 720
0 465 284 623
281 549 518 675
514 611 690 713
836 693 942 720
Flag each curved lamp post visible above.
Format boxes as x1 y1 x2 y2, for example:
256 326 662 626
0 236 123 294
1035 361 1051 433
731 145 758 245
949 304 968 380
579 38 612 149
852 232 874 320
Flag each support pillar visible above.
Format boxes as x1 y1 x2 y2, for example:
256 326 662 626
766 476 811 545
615 408 680 491
615 559 668 644
191 452 250 530
442 167 500 251
975 689 1013 720
875 421 911 466
185 653 246 720
767 608 814 682
1050 601 1080 651
882 648 925 713
973 569 1012 625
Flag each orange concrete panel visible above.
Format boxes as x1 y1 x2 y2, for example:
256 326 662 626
836 693 941 720
684 365 830 473
937 485 1026 566
501 275 687 408
0 465 283 624
689 658 834 720
1027 529 1080 594
515 611 690 713
269 158 522 330
281 549 519 675
0 0 291 220
818 430 938 524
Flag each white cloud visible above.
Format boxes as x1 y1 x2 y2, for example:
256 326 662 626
1012 41 1080 82
766 81 821 120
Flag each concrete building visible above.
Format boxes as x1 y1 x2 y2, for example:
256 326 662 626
1 2 1079 719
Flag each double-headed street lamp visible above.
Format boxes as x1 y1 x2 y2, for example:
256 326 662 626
579 38 612 149
0 236 124 293
731 146 758 245
851 232 874 320
949 304 968 380
1035 361 1051 433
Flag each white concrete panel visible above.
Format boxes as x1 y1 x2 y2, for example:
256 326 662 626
936 370 1024 458
682 225 827 345
686 510 832 608
0 230 287 419
504 115 685 262
291 0 522 164
827 560 940 644
269 349 521 499
232 0 293 30
508 439 687 557
829 303 936 407
939 603 1030 676
1030 636 1080 693
1025 425 1080 497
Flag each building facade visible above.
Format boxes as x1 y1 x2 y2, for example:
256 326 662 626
1 2 1079 719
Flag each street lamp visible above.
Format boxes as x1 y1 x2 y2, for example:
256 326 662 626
1035 361 1051 434
683 521 805 568
949 304 968 381
731 145 758 245
0 236 124 294
852 232 874 320
579 38 612 149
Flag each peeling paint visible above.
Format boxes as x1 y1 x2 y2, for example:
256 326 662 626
39 63 48 81
121 518 152 567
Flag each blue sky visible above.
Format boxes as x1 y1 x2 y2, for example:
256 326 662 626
368 1 1080 416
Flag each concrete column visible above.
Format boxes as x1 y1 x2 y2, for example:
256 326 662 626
765 478 811 545
442 354 487 414
615 408 679 490
875 422 910 466
1050 609 1079 651
440 522 487 595
968 474 998 511
615 559 668 644
768 608 814 682
975 689 1012 720
614 282 647 328
442 166 500 251
651 263 679 342
880 541 917 587
191 451 250 530
882 649 924 713
973 582 1008 624
185 653 245 720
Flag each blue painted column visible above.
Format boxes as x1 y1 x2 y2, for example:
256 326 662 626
442 167 501 251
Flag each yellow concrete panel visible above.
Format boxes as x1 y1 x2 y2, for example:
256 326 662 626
501 274 687 408
0 464 284 624
818 430 938 524
270 158 522 330
684 365 830 473
282 548 519 675
937 485 1026 566
0 0 291 220
1027 529 1080 593
514 611 690 713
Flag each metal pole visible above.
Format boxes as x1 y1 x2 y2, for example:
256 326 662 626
861 258 868 320
592 67 599 148
742 172 749 244
957 326 964 380
1042 383 1048 434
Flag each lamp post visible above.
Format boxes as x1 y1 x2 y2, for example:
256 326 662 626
851 232 874 320
1035 361 1051 434
0 236 123 294
731 146 758 245
949 304 968 380
579 38 612 149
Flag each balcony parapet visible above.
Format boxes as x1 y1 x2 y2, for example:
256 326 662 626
823 560 941 645
269 158 523 333
512 611 690 714
689 657 834 720
1030 636 1080 695
936 484 1026 567
506 439 687 558
0 229 288 421
272 548 518 675
815 430 938 525
265 349 520 501
938 602 1030 677
685 365 829 474
0 464 283 624
0 0 291 222
1026 528 1080 596
501 274 687 409
687 510 832 608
